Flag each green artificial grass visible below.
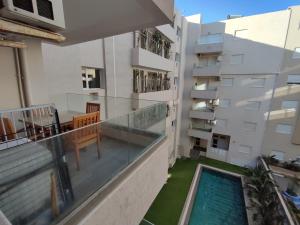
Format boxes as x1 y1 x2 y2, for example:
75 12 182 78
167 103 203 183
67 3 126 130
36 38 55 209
143 157 247 225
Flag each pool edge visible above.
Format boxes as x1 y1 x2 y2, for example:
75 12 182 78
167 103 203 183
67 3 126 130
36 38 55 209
177 164 251 225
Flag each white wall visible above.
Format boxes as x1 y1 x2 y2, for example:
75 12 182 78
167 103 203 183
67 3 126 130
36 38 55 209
42 39 105 110
179 19 202 157
0 47 21 109
76 140 169 225
215 74 276 167
21 39 49 106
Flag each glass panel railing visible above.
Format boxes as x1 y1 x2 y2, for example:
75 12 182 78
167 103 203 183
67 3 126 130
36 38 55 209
193 86 218 91
197 34 223 45
50 93 162 121
192 107 214 112
0 103 167 225
191 122 213 132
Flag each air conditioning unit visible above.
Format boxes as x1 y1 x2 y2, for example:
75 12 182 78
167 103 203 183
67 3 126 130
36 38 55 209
0 0 65 31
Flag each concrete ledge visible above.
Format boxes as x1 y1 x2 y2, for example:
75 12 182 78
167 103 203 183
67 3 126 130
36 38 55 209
60 137 168 225
132 47 174 72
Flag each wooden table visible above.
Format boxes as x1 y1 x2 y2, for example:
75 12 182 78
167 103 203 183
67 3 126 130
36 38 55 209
21 111 84 134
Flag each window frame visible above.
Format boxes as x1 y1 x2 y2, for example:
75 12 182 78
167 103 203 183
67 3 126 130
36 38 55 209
287 75 300 85
221 78 234 87
292 47 300 59
82 67 104 90
281 100 298 111
219 99 231 108
243 121 257 132
275 123 293 135
250 78 266 88
245 101 261 111
230 54 244 65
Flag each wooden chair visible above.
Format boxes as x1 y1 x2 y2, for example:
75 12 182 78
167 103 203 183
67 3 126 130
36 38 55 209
0 118 16 142
86 102 100 113
71 112 101 170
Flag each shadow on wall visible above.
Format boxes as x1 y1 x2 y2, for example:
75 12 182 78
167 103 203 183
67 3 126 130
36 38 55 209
180 20 300 167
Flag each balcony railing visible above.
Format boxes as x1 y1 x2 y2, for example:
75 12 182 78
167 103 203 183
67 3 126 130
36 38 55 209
135 30 172 60
0 99 167 225
191 122 213 132
197 34 223 45
192 107 214 112
133 71 171 94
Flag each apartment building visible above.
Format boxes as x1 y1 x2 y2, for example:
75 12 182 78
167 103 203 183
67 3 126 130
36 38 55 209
41 9 184 167
0 1 176 225
180 6 300 167
262 6 300 161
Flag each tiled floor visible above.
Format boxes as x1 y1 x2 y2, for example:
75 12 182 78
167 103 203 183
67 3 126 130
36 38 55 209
65 136 144 201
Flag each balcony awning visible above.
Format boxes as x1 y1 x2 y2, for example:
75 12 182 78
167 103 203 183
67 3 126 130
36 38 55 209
0 18 66 43
60 0 174 45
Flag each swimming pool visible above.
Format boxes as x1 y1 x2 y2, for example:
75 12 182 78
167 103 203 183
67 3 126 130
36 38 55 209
179 165 248 225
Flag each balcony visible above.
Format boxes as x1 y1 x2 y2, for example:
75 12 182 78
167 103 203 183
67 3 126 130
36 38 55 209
189 109 215 120
156 25 177 43
195 34 223 54
132 29 174 71
191 88 218 100
188 123 213 140
193 64 221 78
0 97 168 225
132 47 174 71
60 0 174 45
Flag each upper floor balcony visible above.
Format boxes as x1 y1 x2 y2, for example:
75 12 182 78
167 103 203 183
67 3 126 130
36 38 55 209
191 87 218 100
132 29 174 71
193 63 221 78
0 94 168 225
189 108 215 120
195 34 223 54
188 121 214 141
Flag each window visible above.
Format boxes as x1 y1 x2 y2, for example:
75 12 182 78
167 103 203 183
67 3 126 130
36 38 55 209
230 54 244 65
293 48 300 59
287 75 300 85
221 78 233 87
211 133 230 150
282 100 298 111
82 67 105 90
243 122 257 132
216 118 227 129
245 101 261 110
276 124 292 134
270 150 285 161
250 78 265 88
234 29 248 39
219 99 231 108
239 145 252 154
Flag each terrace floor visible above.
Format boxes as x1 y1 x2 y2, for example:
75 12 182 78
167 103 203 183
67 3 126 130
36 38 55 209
143 157 247 225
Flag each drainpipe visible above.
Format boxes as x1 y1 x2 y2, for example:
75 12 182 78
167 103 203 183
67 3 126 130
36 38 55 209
13 48 27 108
16 48 31 107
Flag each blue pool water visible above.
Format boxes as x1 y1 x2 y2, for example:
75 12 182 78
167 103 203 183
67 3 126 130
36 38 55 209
188 168 248 225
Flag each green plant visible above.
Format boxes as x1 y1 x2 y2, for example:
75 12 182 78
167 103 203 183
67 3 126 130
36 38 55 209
282 161 300 172
140 29 148 49
164 41 171 59
246 163 284 225
152 31 163 55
